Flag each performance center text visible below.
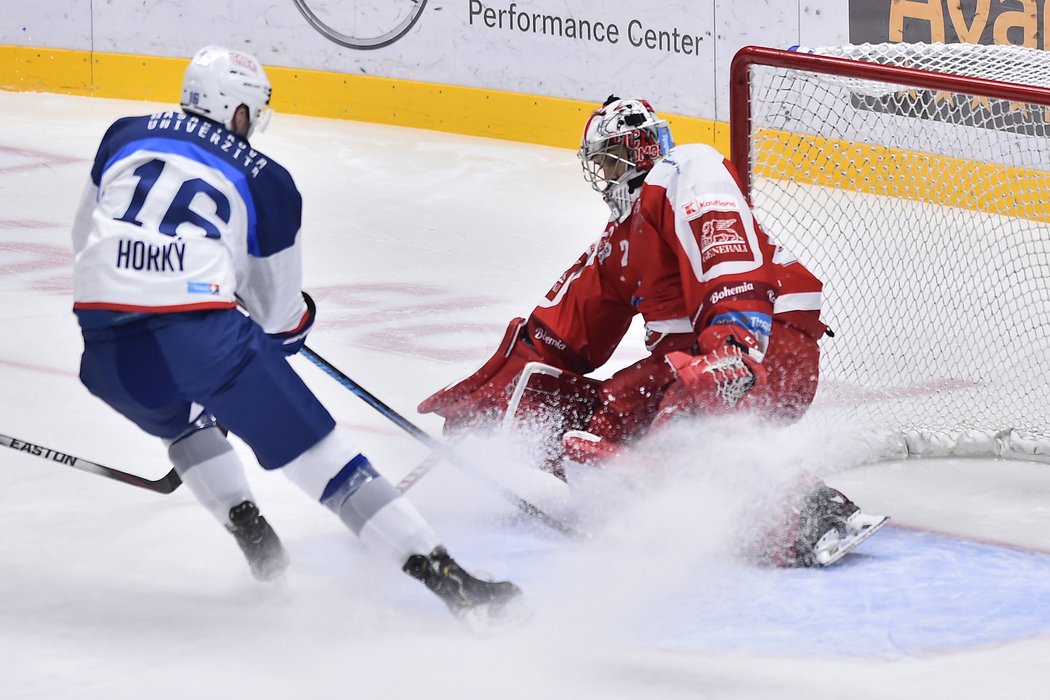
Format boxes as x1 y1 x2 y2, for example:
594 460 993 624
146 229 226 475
468 0 706 55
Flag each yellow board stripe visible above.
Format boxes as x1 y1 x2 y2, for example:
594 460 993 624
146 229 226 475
0 44 722 153
4 46 1039 219
753 129 1050 223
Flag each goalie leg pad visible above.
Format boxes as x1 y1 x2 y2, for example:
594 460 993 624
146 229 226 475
417 318 548 433
744 320 820 422
501 362 602 479
503 362 601 432
584 353 679 443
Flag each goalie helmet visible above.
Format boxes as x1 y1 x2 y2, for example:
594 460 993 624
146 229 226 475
180 46 272 138
578 96 675 220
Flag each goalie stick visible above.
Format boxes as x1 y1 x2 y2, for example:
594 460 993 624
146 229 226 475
300 345 584 538
0 432 182 494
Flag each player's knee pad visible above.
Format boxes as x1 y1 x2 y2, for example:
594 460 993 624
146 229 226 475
167 421 253 523
166 411 222 448
321 463 441 565
281 428 412 535
317 454 389 532
167 418 230 471
281 428 367 501
281 428 441 563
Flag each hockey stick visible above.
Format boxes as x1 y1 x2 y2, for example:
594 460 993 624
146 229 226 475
300 345 583 538
0 432 182 494
396 451 443 493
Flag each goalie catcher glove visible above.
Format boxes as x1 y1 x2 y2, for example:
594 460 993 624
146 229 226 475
656 346 767 419
696 323 764 362
268 291 316 356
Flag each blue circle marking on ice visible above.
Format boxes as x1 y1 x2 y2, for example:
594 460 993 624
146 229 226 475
454 524 1050 658
639 526 1050 658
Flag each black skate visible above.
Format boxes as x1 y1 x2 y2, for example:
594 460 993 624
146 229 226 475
226 501 289 582
794 485 888 567
403 546 528 632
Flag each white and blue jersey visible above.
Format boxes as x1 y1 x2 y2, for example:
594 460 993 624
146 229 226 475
72 111 332 465
72 111 307 335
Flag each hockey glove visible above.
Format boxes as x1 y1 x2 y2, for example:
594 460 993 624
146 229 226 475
656 346 767 419
268 291 316 356
696 323 764 361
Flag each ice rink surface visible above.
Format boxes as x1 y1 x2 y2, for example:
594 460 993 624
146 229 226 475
2 91 1050 699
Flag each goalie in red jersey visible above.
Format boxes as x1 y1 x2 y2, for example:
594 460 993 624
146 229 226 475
419 96 887 567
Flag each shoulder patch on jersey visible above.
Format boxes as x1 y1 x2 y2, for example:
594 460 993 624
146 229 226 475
596 239 613 263
681 197 739 221
690 209 752 269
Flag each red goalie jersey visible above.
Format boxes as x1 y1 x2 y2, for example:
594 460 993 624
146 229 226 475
420 143 828 438
530 143 826 370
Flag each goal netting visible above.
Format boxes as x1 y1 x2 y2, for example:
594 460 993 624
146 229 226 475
730 43 1050 463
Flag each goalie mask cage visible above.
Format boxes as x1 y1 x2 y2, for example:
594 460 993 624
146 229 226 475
729 43 1050 463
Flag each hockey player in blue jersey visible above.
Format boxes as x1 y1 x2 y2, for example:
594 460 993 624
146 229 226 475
70 45 523 628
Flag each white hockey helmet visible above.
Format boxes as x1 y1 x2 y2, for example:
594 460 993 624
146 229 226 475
180 46 272 138
578 96 674 219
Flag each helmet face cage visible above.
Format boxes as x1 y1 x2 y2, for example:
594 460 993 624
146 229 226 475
180 46 272 138
577 98 674 197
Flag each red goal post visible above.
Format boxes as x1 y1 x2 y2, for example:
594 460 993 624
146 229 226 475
728 43 1050 464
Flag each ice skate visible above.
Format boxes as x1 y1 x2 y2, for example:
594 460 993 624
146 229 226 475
794 485 888 567
403 546 528 633
226 501 290 582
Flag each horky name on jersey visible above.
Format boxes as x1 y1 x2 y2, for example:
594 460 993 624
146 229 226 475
72 110 306 335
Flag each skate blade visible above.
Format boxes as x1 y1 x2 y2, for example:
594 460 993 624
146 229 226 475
250 550 291 582
458 595 533 636
814 514 890 567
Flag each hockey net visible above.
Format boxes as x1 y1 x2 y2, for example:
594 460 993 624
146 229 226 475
730 43 1050 463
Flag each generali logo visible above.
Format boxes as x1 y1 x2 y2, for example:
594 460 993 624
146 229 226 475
700 218 746 250
696 211 752 267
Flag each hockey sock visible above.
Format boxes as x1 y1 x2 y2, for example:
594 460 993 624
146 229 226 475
168 424 254 523
282 428 441 564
